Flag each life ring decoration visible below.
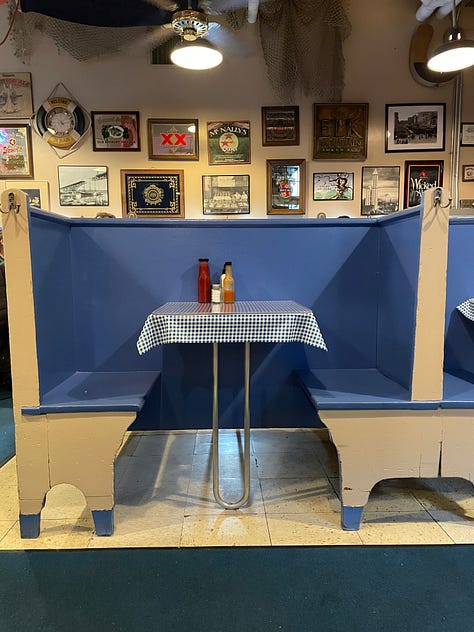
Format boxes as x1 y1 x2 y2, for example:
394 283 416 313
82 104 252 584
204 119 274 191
34 96 87 150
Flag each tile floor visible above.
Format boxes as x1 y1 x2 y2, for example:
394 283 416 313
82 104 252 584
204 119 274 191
1 428 474 549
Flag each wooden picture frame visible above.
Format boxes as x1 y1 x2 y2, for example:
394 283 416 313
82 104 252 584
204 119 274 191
266 159 306 215
313 172 354 201
261 106 299 146
58 166 109 207
4 179 49 210
147 118 198 160
361 166 400 216
462 164 474 182
0 124 34 178
313 103 368 160
0 72 33 119
202 174 250 215
385 103 445 152
121 169 184 217
461 122 474 147
91 111 140 151
404 160 443 208
207 121 250 165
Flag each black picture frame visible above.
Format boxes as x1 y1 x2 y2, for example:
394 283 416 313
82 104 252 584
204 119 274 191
202 174 250 215
404 160 443 208
385 103 445 152
361 166 400 216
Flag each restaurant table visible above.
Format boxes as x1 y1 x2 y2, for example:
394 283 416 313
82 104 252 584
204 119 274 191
137 300 327 509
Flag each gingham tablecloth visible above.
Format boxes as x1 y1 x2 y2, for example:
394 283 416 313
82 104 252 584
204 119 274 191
457 299 474 321
137 300 327 355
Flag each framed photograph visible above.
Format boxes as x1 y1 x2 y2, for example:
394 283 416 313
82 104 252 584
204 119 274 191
0 72 33 118
461 122 474 147
121 169 184 218
404 160 443 208
91 111 140 151
4 179 49 210
58 166 109 206
462 165 474 182
385 103 445 152
266 159 306 215
313 103 368 160
147 118 198 160
313 172 354 201
261 106 299 146
202 175 250 215
0 124 33 178
361 166 400 216
207 121 250 165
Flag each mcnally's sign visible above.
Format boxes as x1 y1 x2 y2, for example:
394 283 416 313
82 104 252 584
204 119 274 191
207 121 251 165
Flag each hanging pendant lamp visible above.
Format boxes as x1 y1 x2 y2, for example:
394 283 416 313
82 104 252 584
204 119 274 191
428 0 474 72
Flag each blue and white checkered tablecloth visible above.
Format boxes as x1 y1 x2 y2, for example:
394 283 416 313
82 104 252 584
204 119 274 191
457 299 474 321
137 300 327 355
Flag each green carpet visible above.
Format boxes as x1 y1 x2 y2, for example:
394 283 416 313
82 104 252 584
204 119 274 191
0 545 472 631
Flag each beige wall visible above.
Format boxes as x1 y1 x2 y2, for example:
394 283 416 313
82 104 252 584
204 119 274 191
0 0 473 218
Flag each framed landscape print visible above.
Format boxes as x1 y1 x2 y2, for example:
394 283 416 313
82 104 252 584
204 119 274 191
313 103 368 160
202 175 250 215
121 169 184 217
404 160 443 208
58 166 109 206
148 118 198 160
91 111 140 151
385 103 445 152
207 121 250 165
361 166 400 216
313 172 354 201
0 124 33 178
267 159 306 215
0 72 33 118
261 106 299 146
4 179 49 210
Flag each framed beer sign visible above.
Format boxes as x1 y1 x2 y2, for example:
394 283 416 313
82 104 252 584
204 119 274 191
207 121 250 165
267 159 306 215
313 103 368 160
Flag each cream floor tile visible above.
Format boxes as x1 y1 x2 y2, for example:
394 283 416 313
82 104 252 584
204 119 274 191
255 452 326 479
191 452 259 479
0 483 19 520
0 520 15 542
194 430 254 455
260 478 340 514
427 509 474 543
358 511 455 545
132 431 197 458
251 429 323 454
185 477 265 515
181 514 270 547
42 483 89 520
266 512 363 545
117 454 192 486
0 457 16 483
0 518 94 549
89 512 183 548
117 432 142 457
364 484 425 513
117 479 189 516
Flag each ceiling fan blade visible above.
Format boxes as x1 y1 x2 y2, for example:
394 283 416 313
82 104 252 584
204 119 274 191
207 21 258 57
143 0 179 11
139 24 176 49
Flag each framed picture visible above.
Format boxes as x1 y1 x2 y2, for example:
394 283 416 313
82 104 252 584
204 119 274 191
202 175 250 215
147 118 198 160
207 121 250 165
313 103 368 160
385 103 445 152
313 172 354 201
404 160 443 208
91 111 140 151
121 169 184 218
361 166 400 216
266 159 306 215
462 165 474 182
0 72 33 118
261 106 299 146
58 166 109 206
4 179 49 210
0 124 33 178
461 122 474 147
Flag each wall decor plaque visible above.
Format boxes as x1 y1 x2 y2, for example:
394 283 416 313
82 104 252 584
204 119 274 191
313 103 368 160
0 72 33 118
148 118 198 160
207 121 250 165
121 169 184 217
404 160 443 208
267 159 306 215
0 124 33 178
92 111 140 151
261 106 299 146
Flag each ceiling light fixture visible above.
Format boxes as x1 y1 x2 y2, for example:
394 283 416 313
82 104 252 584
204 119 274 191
427 0 474 72
170 39 223 70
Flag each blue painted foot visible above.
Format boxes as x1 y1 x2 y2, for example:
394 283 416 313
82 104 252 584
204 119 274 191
19 513 41 538
342 506 364 531
92 509 114 536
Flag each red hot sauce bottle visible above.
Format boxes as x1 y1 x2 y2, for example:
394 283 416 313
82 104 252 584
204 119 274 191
198 258 211 303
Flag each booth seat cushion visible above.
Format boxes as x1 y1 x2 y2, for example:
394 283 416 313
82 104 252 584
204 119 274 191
441 370 474 408
22 371 160 415
296 368 438 410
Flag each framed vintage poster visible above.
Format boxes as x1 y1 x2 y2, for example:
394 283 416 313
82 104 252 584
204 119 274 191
462 164 474 181
91 111 140 151
361 166 400 216
404 160 443 208
0 72 33 119
313 103 368 160
207 121 250 165
0 124 33 178
202 175 250 215
58 166 109 206
147 118 198 160
461 122 474 147
266 159 306 215
385 103 445 152
261 106 299 146
4 179 49 210
121 169 184 217
313 172 354 201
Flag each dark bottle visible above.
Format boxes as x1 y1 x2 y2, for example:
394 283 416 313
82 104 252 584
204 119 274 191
198 258 211 303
